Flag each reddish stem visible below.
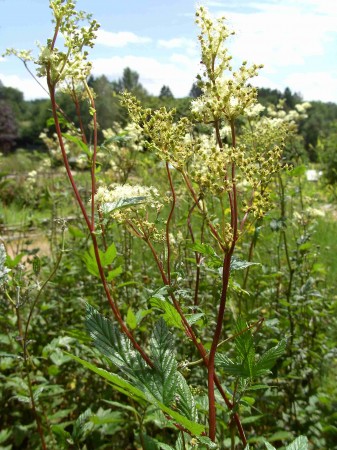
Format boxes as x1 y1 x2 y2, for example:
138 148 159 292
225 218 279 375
165 162 176 284
48 82 153 368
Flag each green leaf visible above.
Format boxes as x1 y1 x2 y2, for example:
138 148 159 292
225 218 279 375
254 339 286 376
150 296 184 330
51 424 73 446
246 384 270 391
5 252 24 269
103 399 141 417
101 196 147 214
289 164 306 177
72 408 94 441
286 436 309 450
268 430 293 442
234 318 256 377
67 353 204 435
241 414 264 424
85 304 138 374
101 242 117 267
186 313 204 326
107 266 123 281
126 308 137 330
66 353 148 402
0 429 11 444
68 225 86 238
188 242 222 268
197 435 219 448
215 353 248 377
63 133 91 157
83 243 120 279
32 256 41 276
84 307 203 435
264 443 276 450
230 257 260 272
0 244 10 286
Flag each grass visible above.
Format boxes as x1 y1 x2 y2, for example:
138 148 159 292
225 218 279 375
312 215 337 286
0 148 46 174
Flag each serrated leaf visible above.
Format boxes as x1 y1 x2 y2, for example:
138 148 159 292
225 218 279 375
0 244 10 286
101 242 117 267
254 339 286 376
85 304 139 374
72 408 94 441
67 353 204 435
197 435 219 448
186 313 204 326
234 318 255 377
286 436 309 450
188 242 222 268
268 430 293 442
101 196 147 214
67 353 148 401
51 424 73 445
126 308 137 330
107 266 123 281
215 353 249 377
63 133 91 157
264 443 276 450
83 243 119 278
230 257 260 272
150 296 184 330
84 307 202 435
175 372 197 422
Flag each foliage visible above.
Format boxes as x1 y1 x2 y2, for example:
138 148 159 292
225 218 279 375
1 1 337 450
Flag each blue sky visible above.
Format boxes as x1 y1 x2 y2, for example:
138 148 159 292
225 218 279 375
1 0 337 102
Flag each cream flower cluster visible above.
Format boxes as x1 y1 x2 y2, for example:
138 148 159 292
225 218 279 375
95 184 165 242
96 184 158 204
190 134 232 195
102 122 144 155
192 6 263 122
36 0 99 85
121 93 193 170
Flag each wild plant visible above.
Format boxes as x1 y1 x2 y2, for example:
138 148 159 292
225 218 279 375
4 1 312 448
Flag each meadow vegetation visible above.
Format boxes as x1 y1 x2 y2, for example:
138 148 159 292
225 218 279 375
1 1 336 449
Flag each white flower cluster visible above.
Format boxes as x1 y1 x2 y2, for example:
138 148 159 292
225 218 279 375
28 0 100 86
95 184 162 215
102 122 144 155
192 6 263 122
267 100 311 125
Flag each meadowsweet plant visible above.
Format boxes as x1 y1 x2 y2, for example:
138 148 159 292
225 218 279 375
6 1 311 448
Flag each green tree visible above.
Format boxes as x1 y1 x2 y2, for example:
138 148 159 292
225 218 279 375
282 86 302 109
189 81 202 98
159 85 174 99
116 67 148 99
299 101 337 162
319 121 337 185
0 100 18 153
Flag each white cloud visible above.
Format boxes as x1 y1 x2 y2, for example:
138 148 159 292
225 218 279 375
158 37 194 49
158 37 198 57
91 55 199 97
0 73 48 100
96 29 151 47
211 1 337 70
284 71 337 103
